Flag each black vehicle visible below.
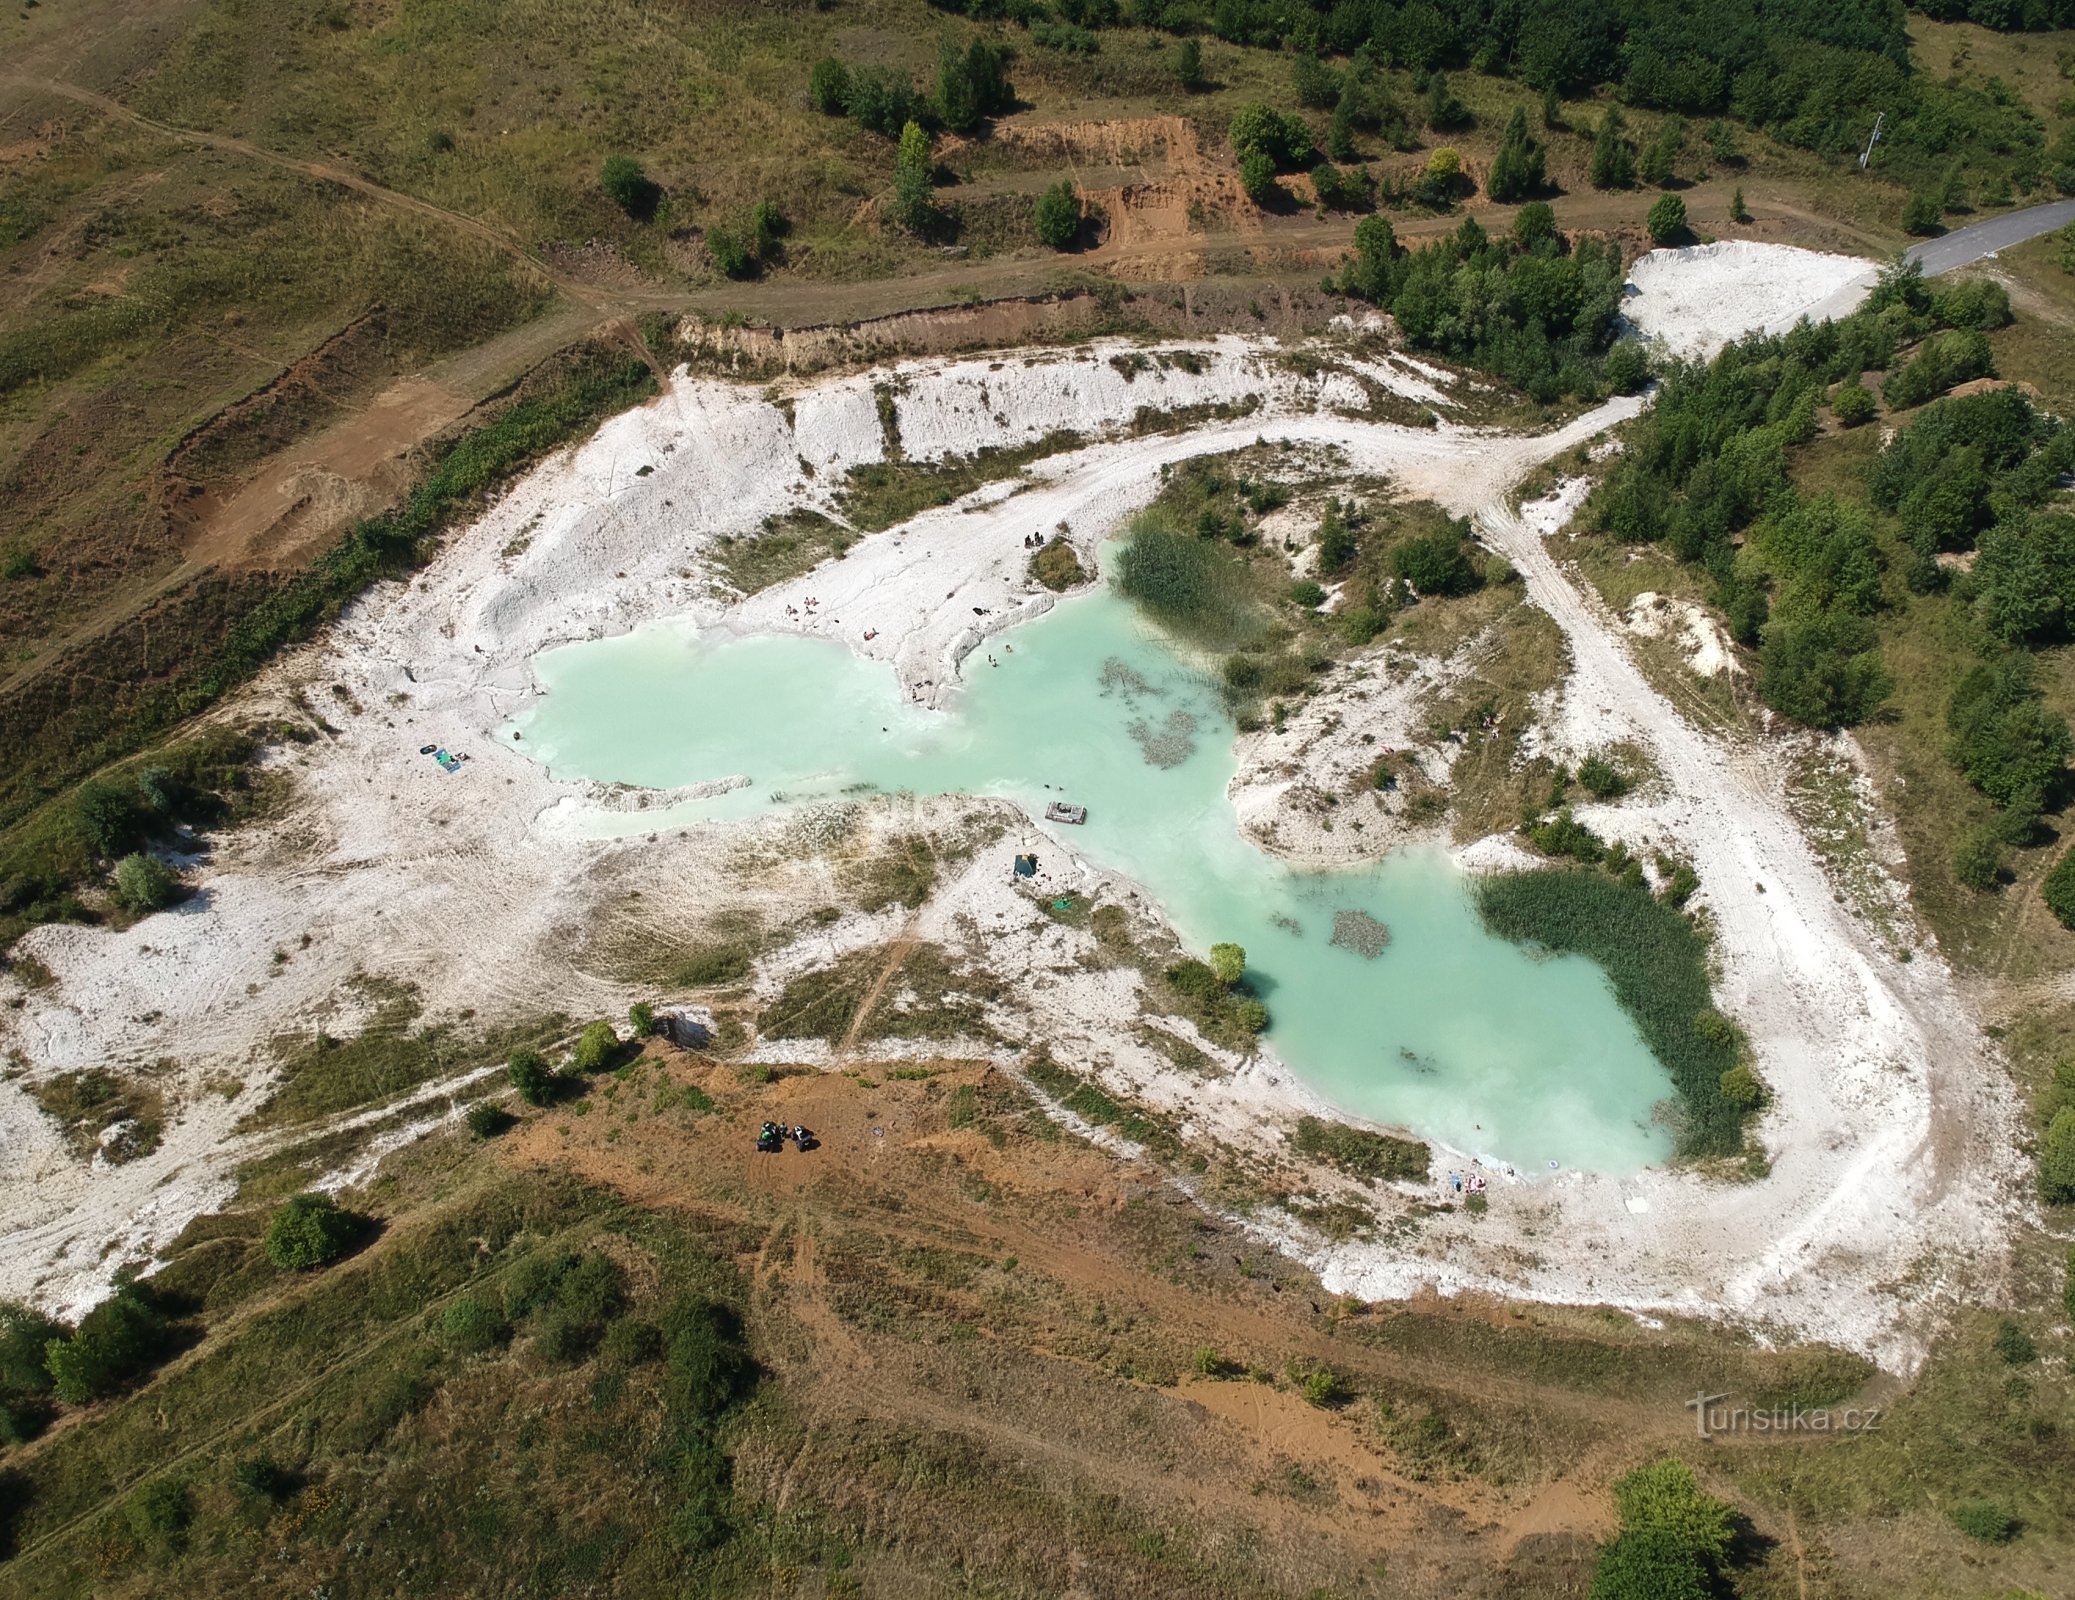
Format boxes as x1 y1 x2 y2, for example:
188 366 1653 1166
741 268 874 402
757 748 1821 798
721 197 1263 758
790 1124 818 1152
755 1121 784 1154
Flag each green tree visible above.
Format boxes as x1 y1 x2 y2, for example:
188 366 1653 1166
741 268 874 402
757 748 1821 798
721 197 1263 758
1342 214 1398 301
1950 1497 2019 1543
1327 91 1357 161
1541 83 1562 129
1646 193 1688 245
1390 520 1481 596
630 1001 656 1036
75 782 142 858
1757 611 1889 728
264 1193 357 1271
1639 116 1685 187
1033 180 1082 248
892 120 935 233
1292 50 1338 109
1316 501 1358 572
1831 381 1874 426
1729 185 1751 223
1208 943 1246 989
1513 200 1558 250
2040 1105 2075 1199
1229 103 1311 169
572 1020 620 1073
1590 108 1634 190
1174 36 1204 92
112 852 176 913
1424 71 1469 131
466 1101 514 1139
1486 106 1545 203
509 1046 557 1107
1947 656 2072 812
1706 120 1740 163
934 37 1012 134
808 56 850 115
601 155 660 220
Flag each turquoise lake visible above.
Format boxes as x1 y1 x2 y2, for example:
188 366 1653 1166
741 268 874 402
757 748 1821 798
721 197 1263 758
513 586 1676 1174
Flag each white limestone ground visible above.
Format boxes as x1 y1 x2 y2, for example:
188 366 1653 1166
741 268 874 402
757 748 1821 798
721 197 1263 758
0 248 2018 1370
1622 240 1882 358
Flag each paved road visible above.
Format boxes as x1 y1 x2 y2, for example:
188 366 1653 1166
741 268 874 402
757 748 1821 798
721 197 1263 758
1904 198 2075 276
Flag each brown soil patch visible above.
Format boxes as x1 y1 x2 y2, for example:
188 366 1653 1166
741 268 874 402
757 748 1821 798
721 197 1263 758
995 114 1211 176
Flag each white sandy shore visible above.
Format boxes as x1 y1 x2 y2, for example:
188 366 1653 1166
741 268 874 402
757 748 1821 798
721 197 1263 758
0 251 2019 1368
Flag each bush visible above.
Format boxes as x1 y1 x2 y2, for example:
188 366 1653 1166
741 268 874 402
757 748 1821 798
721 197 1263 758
891 121 935 234
1903 193 1944 236
1832 382 1875 427
1947 656 2071 812
1949 1497 2019 1543
1589 1527 1711 1600
0 1303 61 1400
1646 193 1688 245
1485 106 1545 203
705 226 751 280
1033 180 1081 248
1991 1317 2037 1364
263 1193 357 1271
1729 185 1751 223
124 1477 192 1551
572 1020 620 1073
1885 329 1994 410
111 852 175 913
509 1047 556 1106
2040 1106 2075 1201
42 1285 168 1403
466 1101 515 1139
1287 579 1326 609
1174 36 1204 91
629 1001 656 1036
1612 1460 1734 1563
808 56 850 115
1390 520 1481 597
603 1316 664 1366
1590 109 1635 189
1718 1064 1766 1110
75 781 143 857
1576 754 1629 800
1239 151 1278 204
233 1455 294 1500
601 155 661 221
1228 103 1313 170
1290 1116 1428 1182
1208 942 1246 989
1757 610 1889 728
439 1294 508 1353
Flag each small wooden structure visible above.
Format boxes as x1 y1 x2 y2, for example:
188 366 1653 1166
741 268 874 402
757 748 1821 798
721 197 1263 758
1044 801 1087 825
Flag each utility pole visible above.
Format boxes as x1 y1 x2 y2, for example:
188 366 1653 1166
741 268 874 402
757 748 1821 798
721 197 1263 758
1859 112 1885 171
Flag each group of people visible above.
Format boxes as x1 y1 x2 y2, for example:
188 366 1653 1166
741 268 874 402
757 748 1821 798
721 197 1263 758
756 1120 817 1154
1447 1171 1488 1197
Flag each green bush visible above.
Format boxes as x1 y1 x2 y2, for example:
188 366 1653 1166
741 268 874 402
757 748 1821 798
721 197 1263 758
1174 36 1204 91
466 1101 515 1139
1991 1317 2037 1364
1208 942 1247 988
629 1001 656 1036
603 1316 664 1366
1612 1459 1734 1562
1757 610 1889 728
807 56 850 115
1832 381 1876 426
438 1294 508 1353
75 781 142 858
892 121 935 234
1589 1527 1711 1600
1953 825 2003 891
572 1020 620 1073
1390 519 1482 596
601 155 661 220
233 1455 294 1500
124 1477 192 1551
1033 180 1082 248
705 226 752 279
0 1303 61 1400
1228 103 1312 169
1885 329 1994 410
1238 151 1278 204
1718 1064 1766 1110
1290 1116 1428 1182
1576 755 1629 800
264 1193 357 1271
1949 1497 2019 1543
111 852 176 912
43 1285 169 1403
1590 108 1635 189
1485 106 1545 203
1646 193 1688 245
509 1046 557 1106
1903 193 1944 236
2039 1106 2075 1201
1287 579 1326 610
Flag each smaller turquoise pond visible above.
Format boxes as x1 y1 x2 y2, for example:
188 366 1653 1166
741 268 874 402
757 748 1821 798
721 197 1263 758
513 587 1676 1173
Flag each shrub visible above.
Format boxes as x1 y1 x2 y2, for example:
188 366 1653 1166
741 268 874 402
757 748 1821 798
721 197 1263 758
1033 180 1081 248
1718 1064 1765 1110
1947 657 2071 812
1729 186 1751 223
1612 1460 1734 1563
509 1046 557 1107
233 1455 294 1500
1576 755 1629 800
75 781 142 857
601 155 660 220
1031 537 1086 591
466 1101 514 1139
1832 382 1875 427
1949 1497 2019 1543
1757 610 1889 728
1208 942 1246 989
1646 193 1688 246
1486 106 1545 203
264 1193 356 1271
1903 193 1943 236
42 1285 168 1403
1417 146 1462 207
1991 1317 2037 1364
0 1303 62 1400
1299 1364 1351 1407
1239 151 1278 204
439 1295 507 1353
1290 1116 1428 1182
629 1001 656 1036
1228 103 1313 169
808 56 850 115
1953 825 2003 891
2040 1106 2075 1201
111 852 175 912
124 1478 192 1551
1287 579 1326 609
1590 108 1635 189
1884 329 1993 410
1390 520 1481 596
933 37 1011 134
572 1020 620 1073
1175 36 1204 91
705 226 751 280
1589 1527 1711 1600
